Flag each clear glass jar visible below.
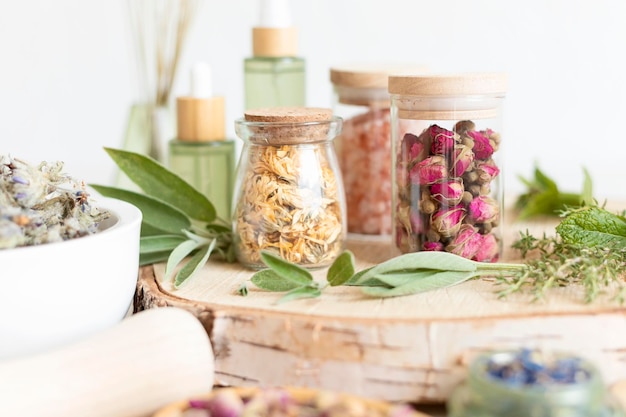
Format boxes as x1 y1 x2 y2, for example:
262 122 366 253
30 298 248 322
389 73 506 261
330 65 393 236
448 350 625 417
233 107 346 269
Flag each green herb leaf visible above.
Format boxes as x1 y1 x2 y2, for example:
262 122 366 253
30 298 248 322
174 239 216 288
370 270 440 288
140 235 187 254
238 282 249 296
352 251 476 285
139 251 171 266
140 223 172 237
556 206 626 249
104 148 216 222
344 266 375 285
251 269 303 292
92 184 190 235
277 285 322 304
327 251 356 286
581 167 594 206
259 251 313 285
164 239 201 281
361 270 477 298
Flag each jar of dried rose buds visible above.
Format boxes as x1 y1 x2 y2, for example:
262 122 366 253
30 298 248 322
388 73 507 261
330 65 394 235
233 107 346 269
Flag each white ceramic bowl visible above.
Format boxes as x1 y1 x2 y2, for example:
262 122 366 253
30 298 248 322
0 197 142 360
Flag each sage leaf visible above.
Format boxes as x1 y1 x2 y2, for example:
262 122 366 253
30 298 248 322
174 239 216 288
352 251 476 285
251 269 303 292
139 251 171 266
344 266 374 285
92 184 190 235
141 223 172 237
327 251 356 286
104 148 216 222
556 206 626 249
165 239 201 281
260 251 313 285
140 235 187 254
278 285 322 304
370 270 440 288
361 270 477 298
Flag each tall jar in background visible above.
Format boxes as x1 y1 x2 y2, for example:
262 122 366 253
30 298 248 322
330 66 394 236
389 73 507 261
233 107 346 269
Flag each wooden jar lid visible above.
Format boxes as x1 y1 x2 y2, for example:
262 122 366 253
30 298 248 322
388 73 508 96
240 107 339 145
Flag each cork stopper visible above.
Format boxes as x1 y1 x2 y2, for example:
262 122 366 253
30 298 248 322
176 96 225 141
239 107 339 145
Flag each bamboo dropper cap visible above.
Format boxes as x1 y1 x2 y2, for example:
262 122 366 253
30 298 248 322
252 0 298 57
176 63 225 142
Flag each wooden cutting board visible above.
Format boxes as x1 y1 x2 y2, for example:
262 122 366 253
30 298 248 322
135 209 626 404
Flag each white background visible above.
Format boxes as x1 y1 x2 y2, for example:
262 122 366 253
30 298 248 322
0 0 624 201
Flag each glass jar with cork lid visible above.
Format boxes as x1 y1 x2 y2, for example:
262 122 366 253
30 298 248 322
388 73 507 261
329 65 394 236
233 107 346 269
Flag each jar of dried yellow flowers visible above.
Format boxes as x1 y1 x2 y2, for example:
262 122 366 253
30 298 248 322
233 107 346 269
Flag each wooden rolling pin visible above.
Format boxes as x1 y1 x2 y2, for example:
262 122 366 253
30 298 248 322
0 307 215 417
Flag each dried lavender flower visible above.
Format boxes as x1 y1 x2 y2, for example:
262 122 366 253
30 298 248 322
0 155 109 249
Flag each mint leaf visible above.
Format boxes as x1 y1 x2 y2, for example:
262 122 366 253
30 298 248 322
104 148 216 222
327 251 355 286
260 251 313 285
251 269 304 292
556 206 626 249
581 167 594 206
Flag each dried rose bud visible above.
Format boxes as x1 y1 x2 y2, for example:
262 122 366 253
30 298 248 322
431 206 465 238
467 130 494 160
430 179 464 206
451 145 475 176
206 390 245 417
423 241 444 251
454 120 476 135
474 232 499 262
400 133 426 163
475 159 500 184
419 192 437 214
410 155 447 185
430 125 457 155
446 224 483 259
468 195 500 223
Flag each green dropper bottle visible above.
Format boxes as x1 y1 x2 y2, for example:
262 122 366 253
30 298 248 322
168 63 236 221
244 0 306 109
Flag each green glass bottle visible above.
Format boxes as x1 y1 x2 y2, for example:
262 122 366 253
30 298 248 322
168 64 236 221
244 0 306 109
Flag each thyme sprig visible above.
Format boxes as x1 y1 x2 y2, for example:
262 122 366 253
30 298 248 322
498 205 626 303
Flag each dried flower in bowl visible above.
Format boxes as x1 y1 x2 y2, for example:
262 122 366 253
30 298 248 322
0 155 109 249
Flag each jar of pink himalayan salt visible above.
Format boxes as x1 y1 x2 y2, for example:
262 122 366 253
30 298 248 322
388 73 507 262
330 64 427 236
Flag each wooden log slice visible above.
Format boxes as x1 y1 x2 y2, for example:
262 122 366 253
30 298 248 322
134 213 626 404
